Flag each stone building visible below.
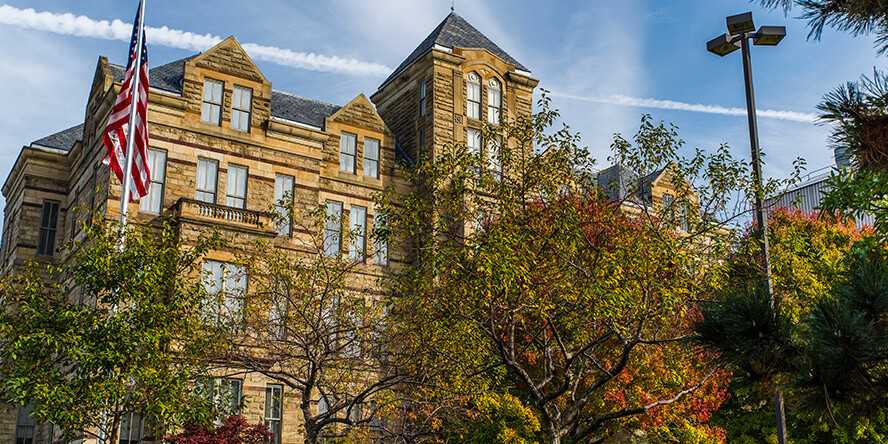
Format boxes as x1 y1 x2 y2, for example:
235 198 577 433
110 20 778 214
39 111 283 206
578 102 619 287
0 12 537 444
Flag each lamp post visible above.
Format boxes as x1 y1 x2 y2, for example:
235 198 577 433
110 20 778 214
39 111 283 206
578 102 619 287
707 11 788 444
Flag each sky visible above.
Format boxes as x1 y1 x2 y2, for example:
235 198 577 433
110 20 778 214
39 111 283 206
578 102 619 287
0 0 881 208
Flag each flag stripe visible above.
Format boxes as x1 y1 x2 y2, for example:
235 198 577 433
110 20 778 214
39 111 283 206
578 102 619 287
101 1 151 203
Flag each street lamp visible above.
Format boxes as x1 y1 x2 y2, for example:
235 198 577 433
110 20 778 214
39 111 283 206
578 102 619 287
707 11 787 444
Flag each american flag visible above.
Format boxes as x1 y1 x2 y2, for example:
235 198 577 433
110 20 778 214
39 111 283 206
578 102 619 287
102 0 150 202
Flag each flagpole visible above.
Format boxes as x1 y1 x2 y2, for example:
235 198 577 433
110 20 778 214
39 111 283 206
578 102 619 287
119 0 146 226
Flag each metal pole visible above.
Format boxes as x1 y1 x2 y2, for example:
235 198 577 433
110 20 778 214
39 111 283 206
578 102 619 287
118 0 147 226
740 33 786 444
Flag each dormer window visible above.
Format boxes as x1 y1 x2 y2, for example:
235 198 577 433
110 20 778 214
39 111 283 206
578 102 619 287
201 79 223 126
418 80 428 116
466 72 481 120
231 86 252 132
487 78 502 125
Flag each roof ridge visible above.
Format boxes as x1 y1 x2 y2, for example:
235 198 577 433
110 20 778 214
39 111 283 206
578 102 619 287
271 89 340 108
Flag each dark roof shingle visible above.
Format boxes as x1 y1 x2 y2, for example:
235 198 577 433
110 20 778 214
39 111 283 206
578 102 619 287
109 56 341 129
379 12 528 90
31 124 83 152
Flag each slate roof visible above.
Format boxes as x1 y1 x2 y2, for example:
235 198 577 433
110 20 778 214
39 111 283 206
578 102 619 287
596 165 667 204
110 56 341 129
31 124 83 152
379 12 529 90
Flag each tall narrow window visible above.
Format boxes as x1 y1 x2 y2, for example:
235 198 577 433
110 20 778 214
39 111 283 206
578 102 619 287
274 174 294 236
269 281 288 340
139 149 166 214
340 133 357 174
37 201 59 256
487 136 502 180
487 78 502 124
15 403 35 444
202 261 247 326
201 79 223 126
231 86 252 132
226 165 248 209
265 385 283 444
349 205 367 261
374 213 388 266
466 72 481 120
119 413 147 444
466 128 482 155
202 378 242 415
324 201 343 257
418 127 425 152
363 138 380 179
196 158 218 203
418 80 428 116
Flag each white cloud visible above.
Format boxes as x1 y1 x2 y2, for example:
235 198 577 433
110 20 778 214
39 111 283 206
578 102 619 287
0 4 392 76
550 91 818 124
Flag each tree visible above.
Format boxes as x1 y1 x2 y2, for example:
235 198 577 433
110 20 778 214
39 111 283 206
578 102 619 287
165 415 271 444
378 95 765 444
698 209 875 442
761 0 888 54
222 207 409 444
0 220 223 442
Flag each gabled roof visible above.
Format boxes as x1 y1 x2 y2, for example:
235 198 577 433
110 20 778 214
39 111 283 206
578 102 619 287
595 164 667 204
31 124 83 152
379 12 528 90
109 56 341 129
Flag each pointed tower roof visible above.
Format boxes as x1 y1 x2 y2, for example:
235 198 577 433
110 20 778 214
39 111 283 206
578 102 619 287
379 12 528 89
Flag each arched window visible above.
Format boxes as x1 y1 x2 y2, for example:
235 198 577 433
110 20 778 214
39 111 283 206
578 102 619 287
487 78 502 125
466 72 481 120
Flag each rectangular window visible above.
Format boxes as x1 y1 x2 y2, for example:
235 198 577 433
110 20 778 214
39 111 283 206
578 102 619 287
231 86 252 132
339 133 357 174
466 128 482 155
467 75 481 120
374 213 388 266
119 413 148 444
274 174 294 236
15 403 35 444
202 378 242 415
324 201 343 257
349 205 367 261
265 385 283 444
37 201 59 256
269 281 288 340
488 81 502 125
363 138 380 179
487 136 502 180
226 165 248 209
196 158 219 203
139 149 166 214
201 261 247 325
201 79 223 126
418 80 427 116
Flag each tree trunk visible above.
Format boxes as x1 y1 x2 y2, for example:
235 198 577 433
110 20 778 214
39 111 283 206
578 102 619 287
107 414 121 444
774 389 788 444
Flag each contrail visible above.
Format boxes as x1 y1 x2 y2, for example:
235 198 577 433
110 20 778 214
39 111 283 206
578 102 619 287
0 4 824 123
0 4 392 77
550 91 818 124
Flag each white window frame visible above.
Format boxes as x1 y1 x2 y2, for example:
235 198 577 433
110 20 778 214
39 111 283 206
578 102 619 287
466 72 481 120
466 128 482 155
201 260 247 326
349 205 367 261
487 135 502 180
196 158 219 203
225 164 248 209
274 174 294 236
201 79 223 126
363 138 380 179
231 85 252 132
265 385 283 444
340 133 357 174
324 201 343 257
139 148 167 214
374 213 388 266
15 403 35 444
487 78 502 125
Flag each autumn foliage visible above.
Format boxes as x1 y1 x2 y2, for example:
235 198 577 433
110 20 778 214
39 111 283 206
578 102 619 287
164 416 271 444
